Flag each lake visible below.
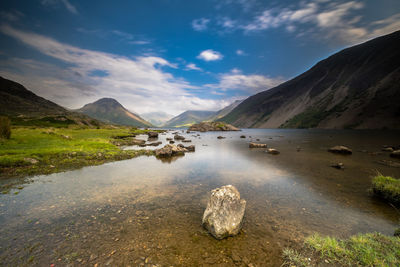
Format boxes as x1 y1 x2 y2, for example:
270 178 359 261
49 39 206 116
0 129 399 266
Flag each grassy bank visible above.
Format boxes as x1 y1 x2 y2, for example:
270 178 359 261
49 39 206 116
372 175 400 207
283 232 400 266
0 126 160 192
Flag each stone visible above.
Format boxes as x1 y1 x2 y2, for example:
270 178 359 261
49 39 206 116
147 141 162 146
174 134 185 140
155 144 187 157
147 132 159 138
182 139 192 143
382 147 394 152
390 150 400 159
266 148 280 155
169 140 175 144
331 162 344 169
188 122 240 132
249 142 267 148
328 145 352 155
178 144 195 152
217 136 225 139
240 135 246 138
166 137 172 141
202 185 246 239
24 157 39 164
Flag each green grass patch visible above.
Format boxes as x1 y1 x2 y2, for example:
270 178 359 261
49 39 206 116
0 126 157 184
372 175 400 207
283 232 400 267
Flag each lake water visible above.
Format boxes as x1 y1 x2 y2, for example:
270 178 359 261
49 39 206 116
0 129 399 266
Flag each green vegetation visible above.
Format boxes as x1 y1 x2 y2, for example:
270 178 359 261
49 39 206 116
280 106 332 128
372 175 400 207
283 232 400 267
0 126 159 187
0 116 11 139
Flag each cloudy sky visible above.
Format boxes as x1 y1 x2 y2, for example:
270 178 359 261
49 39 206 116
0 0 399 115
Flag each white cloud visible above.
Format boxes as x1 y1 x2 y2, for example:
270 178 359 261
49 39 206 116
0 25 228 115
239 1 400 45
192 18 210 31
185 63 202 71
41 0 78 14
197 49 223 61
236 49 246 56
207 71 285 94
218 17 237 29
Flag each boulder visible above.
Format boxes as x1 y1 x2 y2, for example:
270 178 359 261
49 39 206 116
240 135 246 138
188 122 240 132
178 144 195 152
174 134 185 140
328 146 352 155
249 142 267 148
147 131 159 138
202 185 246 240
266 148 280 155
155 144 187 157
391 150 400 159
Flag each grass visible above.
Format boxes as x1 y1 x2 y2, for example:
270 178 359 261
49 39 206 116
0 126 159 190
372 175 400 207
283 232 400 267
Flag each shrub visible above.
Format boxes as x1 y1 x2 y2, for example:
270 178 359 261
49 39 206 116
372 175 400 207
0 116 11 139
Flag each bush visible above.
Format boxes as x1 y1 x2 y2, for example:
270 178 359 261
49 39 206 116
372 175 400 207
0 116 11 139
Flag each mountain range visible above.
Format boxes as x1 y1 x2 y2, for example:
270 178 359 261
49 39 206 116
140 111 174 127
220 30 400 129
76 98 152 128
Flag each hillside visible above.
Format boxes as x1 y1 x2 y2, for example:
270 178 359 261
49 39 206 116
77 98 152 128
163 110 215 127
141 111 174 127
0 76 102 127
206 100 243 122
221 30 400 129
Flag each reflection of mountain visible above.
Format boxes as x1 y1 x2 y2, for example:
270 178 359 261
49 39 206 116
77 98 152 127
141 111 174 127
221 30 400 129
163 110 216 127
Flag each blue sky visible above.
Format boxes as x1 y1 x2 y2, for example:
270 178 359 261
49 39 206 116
0 0 399 115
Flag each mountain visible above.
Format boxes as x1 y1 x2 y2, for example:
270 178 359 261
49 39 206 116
0 76 101 127
0 76 67 116
221 30 400 129
207 100 243 122
163 110 216 127
77 98 152 127
141 111 174 127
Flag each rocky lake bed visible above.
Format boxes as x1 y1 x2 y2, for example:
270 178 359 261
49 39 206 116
0 128 400 266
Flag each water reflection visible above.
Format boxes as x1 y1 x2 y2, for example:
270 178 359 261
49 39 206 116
0 129 399 266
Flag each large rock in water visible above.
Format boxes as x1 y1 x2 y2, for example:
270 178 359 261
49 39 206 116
188 122 239 132
155 144 187 157
202 185 246 240
328 145 352 154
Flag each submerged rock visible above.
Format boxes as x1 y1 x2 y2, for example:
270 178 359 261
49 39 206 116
249 142 267 148
328 145 352 155
266 148 280 155
331 162 344 169
240 135 246 138
202 185 246 240
391 150 400 159
182 139 192 143
217 136 225 139
174 134 185 140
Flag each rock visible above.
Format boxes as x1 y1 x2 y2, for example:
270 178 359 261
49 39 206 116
182 139 192 143
155 144 187 157
331 162 344 169
174 134 185 140
217 136 225 139
249 142 267 148
166 137 172 141
188 122 240 132
169 140 175 144
266 148 280 155
147 141 162 146
256 139 260 141
240 135 246 138
382 147 394 152
147 132 159 138
328 146 352 155
178 144 195 152
202 185 246 240
390 150 400 159
24 157 39 164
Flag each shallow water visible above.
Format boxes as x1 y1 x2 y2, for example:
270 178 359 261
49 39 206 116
0 129 399 266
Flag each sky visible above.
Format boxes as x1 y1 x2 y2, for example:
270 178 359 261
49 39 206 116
0 0 399 116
